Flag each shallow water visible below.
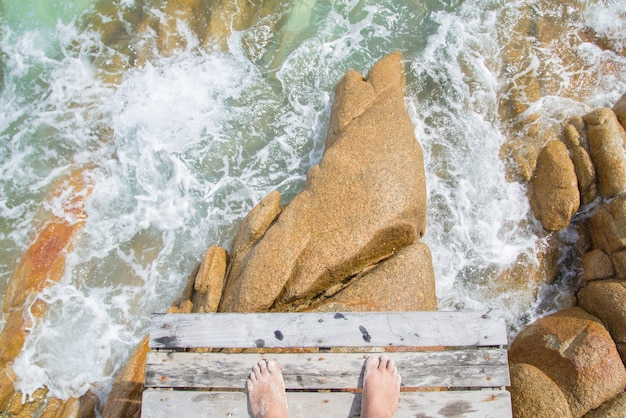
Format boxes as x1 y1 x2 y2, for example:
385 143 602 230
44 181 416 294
1 0 625 404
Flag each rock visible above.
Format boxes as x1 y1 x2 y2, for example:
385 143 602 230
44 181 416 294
312 243 437 312
0 373 14 411
583 391 626 418
102 336 150 418
40 391 99 418
226 191 281 288
191 246 227 313
529 140 580 231
581 249 615 283
509 307 626 417
611 250 626 279
613 91 626 130
219 52 427 312
3 169 91 312
588 195 626 255
583 108 626 198
508 363 572 418
578 281 626 364
563 122 598 205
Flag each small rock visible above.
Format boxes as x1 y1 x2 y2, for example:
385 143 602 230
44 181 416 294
611 250 626 279
588 195 626 255
613 91 626 131
191 246 227 313
581 249 615 283
508 363 572 418
529 140 580 231
102 336 150 418
583 391 626 418
583 108 626 198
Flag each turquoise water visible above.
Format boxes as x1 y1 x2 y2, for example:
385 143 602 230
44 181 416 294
1 0 625 405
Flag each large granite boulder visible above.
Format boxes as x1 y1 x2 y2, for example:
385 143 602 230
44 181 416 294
508 363 572 418
529 140 580 231
578 281 626 364
509 307 626 417
219 52 428 312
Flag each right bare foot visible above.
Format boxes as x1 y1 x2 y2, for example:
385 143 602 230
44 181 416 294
246 359 290 418
360 355 401 418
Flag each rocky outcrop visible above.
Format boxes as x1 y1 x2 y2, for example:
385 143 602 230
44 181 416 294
219 52 429 313
102 52 436 413
529 140 580 231
512 102 626 416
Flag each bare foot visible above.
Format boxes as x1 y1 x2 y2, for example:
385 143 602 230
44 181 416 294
361 355 401 418
246 359 289 418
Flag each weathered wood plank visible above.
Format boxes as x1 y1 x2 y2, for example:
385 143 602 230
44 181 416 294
145 350 510 389
149 311 507 349
141 389 512 418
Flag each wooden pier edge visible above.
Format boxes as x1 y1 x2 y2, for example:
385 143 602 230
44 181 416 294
141 311 512 418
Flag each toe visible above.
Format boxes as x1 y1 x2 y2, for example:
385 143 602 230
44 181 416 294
365 356 380 371
267 359 281 375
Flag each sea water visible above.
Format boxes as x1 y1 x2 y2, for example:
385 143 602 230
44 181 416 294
1 0 625 404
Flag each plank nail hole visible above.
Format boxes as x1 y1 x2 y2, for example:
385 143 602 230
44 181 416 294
274 330 284 340
255 339 265 348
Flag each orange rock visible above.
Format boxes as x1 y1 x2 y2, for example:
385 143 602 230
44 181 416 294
529 140 580 232
509 307 626 417
219 52 428 312
0 169 92 415
102 336 150 418
4 221 81 312
508 363 572 418
4 169 92 312
313 243 437 312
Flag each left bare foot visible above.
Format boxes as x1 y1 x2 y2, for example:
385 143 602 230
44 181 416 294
246 359 289 418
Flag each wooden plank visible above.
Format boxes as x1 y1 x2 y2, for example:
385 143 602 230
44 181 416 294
148 311 508 349
141 389 512 418
145 350 510 389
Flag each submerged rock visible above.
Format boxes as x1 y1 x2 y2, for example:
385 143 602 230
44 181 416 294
219 52 428 312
